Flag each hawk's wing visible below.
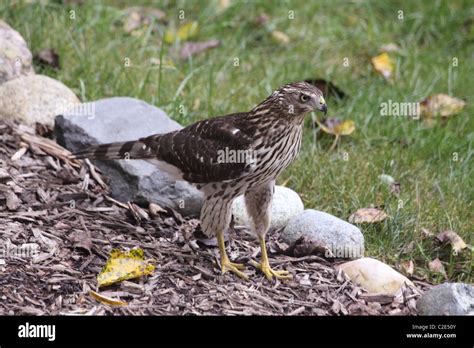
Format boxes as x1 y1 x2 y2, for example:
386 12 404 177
73 113 256 184
141 113 256 183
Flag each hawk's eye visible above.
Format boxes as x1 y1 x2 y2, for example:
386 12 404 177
300 94 310 103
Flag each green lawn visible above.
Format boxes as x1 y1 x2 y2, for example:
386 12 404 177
2 0 472 283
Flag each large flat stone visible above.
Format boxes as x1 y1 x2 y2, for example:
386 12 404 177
55 97 203 216
281 209 364 258
416 283 474 315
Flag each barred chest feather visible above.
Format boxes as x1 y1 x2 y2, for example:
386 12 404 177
253 124 303 182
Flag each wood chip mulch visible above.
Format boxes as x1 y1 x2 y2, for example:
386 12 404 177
0 120 427 315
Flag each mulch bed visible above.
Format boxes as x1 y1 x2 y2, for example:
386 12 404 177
0 120 426 315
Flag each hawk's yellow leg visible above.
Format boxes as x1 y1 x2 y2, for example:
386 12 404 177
252 236 292 280
217 232 249 280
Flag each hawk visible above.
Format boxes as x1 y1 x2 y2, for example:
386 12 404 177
73 81 327 280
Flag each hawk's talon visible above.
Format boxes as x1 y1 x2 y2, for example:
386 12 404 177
250 260 292 280
221 257 249 280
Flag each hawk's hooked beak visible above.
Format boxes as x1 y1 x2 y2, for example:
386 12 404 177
317 96 328 115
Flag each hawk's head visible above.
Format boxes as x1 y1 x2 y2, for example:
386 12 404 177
273 81 327 116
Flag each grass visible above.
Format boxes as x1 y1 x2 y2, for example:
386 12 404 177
2 0 472 283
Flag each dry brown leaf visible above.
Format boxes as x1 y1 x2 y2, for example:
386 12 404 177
69 229 92 254
378 174 401 196
34 48 60 70
421 228 434 238
436 230 468 255
180 40 220 60
271 31 290 44
284 236 330 257
123 7 166 34
348 208 389 224
428 258 447 278
401 260 414 276
420 94 466 118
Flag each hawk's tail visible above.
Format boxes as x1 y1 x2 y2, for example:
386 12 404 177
72 139 154 161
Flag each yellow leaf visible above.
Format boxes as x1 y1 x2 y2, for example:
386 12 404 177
371 52 394 79
420 94 466 118
97 248 155 287
333 120 355 136
271 31 290 44
90 290 128 306
164 21 199 44
348 208 389 224
436 230 468 256
316 118 355 136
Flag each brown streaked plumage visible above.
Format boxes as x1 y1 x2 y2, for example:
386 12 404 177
73 81 328 280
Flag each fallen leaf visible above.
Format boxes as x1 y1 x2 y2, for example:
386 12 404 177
271 30 290 44
379 43 400 53
284 236 330 257
305 78 348 100
401 260 414 276
315 118 355 150
428 258 447 278
123 6 166 33
164 21 199 44
69 229 92 254
97 248 155 287
348 208 389 224
436 230 468 255
34 48 60 70
421 228 434 238
90 290 127 306
180 39 220 60
317 118 355 136
371 52 394 79
420 94 466 118
378 174 401 196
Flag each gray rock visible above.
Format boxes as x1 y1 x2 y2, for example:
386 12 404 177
0 20 34 84
417 283 474 315
281 209 364 258
55 97 203 217
232 186 304 231
0 75 80 126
